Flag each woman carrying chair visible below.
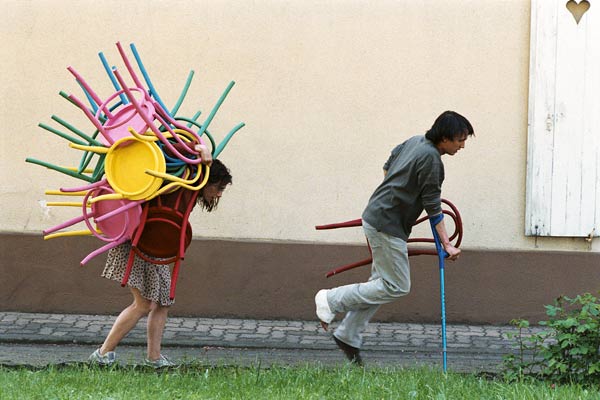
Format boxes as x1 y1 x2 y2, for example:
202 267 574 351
89 144 233 368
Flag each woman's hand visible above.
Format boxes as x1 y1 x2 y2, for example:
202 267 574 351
195 144 213 166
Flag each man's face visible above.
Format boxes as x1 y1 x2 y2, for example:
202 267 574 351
440 132 468 155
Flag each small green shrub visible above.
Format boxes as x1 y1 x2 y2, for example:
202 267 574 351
503 293 600 384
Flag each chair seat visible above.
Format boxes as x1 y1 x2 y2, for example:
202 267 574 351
136 208 192 259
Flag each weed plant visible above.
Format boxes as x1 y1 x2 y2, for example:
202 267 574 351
503 293 600 384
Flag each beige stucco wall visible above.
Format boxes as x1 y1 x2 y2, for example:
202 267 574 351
2 0 595 253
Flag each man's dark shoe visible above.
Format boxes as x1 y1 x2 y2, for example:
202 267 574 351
333 336 363 366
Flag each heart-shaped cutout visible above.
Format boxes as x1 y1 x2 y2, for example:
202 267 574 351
566 0 591 24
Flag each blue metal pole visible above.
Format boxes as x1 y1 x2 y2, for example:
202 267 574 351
429 213 448 373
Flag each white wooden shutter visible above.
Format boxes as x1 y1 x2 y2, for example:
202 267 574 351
526 0 600 237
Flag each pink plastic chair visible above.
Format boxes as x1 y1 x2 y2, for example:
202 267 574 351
68 59 188 152
66 65 155 147
93 87 155 146
66 42 211 166
111 67 207 165
43 183 142 265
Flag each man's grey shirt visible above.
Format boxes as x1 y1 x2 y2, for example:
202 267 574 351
361 135 444 240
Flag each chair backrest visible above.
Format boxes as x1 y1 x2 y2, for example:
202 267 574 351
133 188 199 262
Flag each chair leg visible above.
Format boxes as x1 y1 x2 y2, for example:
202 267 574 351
121 247 137 287
80 237 128 266
169 258 182 300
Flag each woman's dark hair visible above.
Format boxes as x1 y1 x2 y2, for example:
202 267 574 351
425 111 474 144
198 159 232 212
207 159 232 187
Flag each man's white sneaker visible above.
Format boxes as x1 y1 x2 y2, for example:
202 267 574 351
315 289 335 331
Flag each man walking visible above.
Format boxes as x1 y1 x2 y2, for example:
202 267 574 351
315 110 474 365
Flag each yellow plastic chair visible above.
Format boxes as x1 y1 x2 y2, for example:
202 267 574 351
69 136 166 202
128 128 211 194
145 164 210 200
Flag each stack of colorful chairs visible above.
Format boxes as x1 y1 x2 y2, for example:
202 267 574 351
26 42 245 299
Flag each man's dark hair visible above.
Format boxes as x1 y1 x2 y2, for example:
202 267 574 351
425 111 474 144
199 159 232 212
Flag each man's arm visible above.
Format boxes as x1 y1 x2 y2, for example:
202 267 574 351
433 216 460 261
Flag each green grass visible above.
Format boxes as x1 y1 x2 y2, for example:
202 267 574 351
0 364 598 399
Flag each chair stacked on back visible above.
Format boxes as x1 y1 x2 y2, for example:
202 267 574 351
26 42 245 299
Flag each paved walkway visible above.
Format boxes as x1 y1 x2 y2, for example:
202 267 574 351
0 312 543 373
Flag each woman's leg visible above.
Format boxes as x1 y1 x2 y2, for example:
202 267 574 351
100 288 152 354
146 303 169 360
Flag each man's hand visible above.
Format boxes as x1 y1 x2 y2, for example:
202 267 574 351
195 144 213 167
443 243 461 261
432 216 461 261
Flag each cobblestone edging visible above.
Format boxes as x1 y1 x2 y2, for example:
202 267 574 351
0 312 544 354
